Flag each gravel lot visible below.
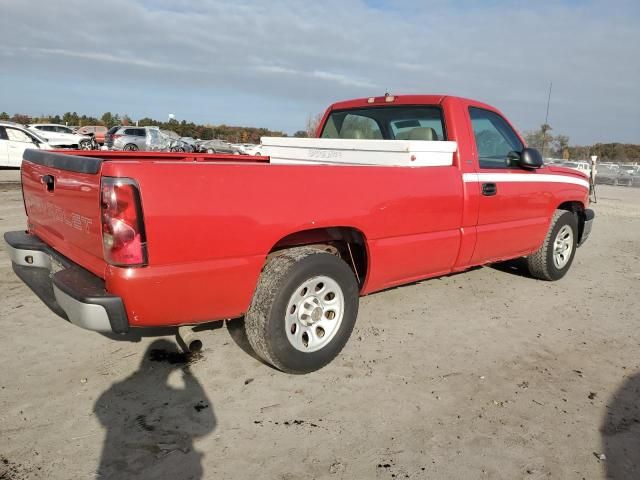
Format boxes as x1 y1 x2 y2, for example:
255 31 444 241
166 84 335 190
1 167 638 480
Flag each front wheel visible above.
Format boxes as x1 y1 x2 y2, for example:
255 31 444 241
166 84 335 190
79 139 92 150
244 247 359 374
526 209 578 281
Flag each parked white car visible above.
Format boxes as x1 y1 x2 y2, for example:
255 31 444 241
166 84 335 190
563 160 591 178
243 144 263 155
0 122 52 167
27 123 92 149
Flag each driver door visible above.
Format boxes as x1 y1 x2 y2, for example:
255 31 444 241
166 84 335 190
468 107 550 264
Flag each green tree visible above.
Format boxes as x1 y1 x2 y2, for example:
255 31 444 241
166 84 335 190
101 112 115 127
0 112 9 121
62 112 80 126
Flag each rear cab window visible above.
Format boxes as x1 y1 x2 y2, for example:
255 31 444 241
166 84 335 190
321 106 446 141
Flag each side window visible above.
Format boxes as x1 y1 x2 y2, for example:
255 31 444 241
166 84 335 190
469 107 523 169
137 129 146 137
123 129 135 135
6 128 33 143
0 127 7 140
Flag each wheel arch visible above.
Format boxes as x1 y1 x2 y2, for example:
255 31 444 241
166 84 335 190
268 226 370 290
556 200 587 244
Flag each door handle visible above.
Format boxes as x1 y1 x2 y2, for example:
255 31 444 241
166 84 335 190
482 182 497 196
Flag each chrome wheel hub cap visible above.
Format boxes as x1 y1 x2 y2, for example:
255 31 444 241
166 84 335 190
553 225 573 269
285 275 345 352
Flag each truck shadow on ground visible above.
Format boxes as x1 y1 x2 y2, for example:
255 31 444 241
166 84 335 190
601 372 640 479
489 258 533 278
94 339 216 480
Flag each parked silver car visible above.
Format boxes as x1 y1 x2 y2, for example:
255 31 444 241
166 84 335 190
110 127 174 151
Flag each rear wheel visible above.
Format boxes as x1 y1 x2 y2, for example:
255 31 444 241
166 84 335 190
79 139 92 150
526 209 578 281
245 247 359 374
123 143 139 151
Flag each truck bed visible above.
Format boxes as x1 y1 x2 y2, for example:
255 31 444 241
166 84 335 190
19 147 465 327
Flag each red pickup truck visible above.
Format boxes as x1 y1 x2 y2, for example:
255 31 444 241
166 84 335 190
5 94 594 373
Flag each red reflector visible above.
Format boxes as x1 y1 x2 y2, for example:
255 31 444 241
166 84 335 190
101 177 147 267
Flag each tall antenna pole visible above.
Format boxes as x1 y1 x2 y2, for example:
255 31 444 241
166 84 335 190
541 82 552 157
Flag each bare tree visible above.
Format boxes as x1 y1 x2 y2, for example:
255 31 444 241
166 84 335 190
305 113 324 138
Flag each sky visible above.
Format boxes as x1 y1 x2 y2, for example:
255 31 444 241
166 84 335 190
0 0 638 144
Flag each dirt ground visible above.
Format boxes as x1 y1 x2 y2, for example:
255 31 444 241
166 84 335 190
0 167 638 480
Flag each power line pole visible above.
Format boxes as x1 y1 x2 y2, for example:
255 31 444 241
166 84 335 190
541 82 552 157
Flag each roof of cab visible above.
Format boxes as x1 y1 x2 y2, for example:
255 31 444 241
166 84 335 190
328 94 447 111
326 94 499 113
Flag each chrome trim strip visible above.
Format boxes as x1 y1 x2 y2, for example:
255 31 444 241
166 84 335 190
462 172 589 190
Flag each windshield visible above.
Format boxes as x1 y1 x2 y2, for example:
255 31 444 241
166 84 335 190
321 106 445 141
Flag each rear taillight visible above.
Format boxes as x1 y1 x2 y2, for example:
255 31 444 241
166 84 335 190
100 177 147 267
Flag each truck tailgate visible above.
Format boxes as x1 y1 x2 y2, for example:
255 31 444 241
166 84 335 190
21 149 106 277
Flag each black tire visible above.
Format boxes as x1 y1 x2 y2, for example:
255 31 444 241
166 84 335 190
78 139 92 150
123 144 139 151
526 209 578 281
245 247 359 374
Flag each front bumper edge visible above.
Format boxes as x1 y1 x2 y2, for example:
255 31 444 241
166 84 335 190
578 209 595 247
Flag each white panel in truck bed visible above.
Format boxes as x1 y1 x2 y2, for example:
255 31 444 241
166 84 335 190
260 137 457 167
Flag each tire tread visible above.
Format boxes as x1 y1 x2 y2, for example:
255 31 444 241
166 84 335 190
527 209 576 281
245 247 331 371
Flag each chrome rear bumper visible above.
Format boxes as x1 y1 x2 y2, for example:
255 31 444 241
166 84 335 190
4 231 129 334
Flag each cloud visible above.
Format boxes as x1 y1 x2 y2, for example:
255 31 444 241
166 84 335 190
0 0 638 142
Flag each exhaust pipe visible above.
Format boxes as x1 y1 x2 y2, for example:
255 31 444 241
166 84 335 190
177 326 203 353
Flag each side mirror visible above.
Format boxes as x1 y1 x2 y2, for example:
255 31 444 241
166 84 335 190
519 148 543 169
